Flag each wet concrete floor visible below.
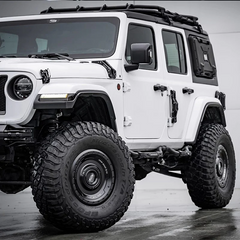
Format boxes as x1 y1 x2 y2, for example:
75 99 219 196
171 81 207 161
0 187 239 240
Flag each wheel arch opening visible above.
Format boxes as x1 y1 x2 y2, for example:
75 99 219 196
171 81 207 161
202 104 226 127
186 103 226 145
68 92 117 132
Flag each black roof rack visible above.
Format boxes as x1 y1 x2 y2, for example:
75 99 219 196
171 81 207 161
40 4 203 33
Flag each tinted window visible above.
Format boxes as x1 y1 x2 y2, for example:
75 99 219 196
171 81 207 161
0 17 119 58
125 24 156 70
162 30 186 74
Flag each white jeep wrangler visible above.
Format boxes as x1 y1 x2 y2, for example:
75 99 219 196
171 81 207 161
0 4 236 232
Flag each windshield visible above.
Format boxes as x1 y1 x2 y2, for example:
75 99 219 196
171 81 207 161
0 17 119 58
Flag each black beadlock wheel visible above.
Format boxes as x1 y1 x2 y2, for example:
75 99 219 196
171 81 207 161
70 149 115 206
32 122 135 232
186 124 236 209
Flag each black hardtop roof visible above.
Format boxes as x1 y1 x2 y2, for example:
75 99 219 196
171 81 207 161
40 4 207 35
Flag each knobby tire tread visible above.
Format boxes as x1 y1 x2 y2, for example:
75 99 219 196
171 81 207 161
32 122 135 232
186 124 235 208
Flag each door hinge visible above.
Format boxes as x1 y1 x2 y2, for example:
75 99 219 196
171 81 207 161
123 82 131 93
124 116 132 127
168 90 178 126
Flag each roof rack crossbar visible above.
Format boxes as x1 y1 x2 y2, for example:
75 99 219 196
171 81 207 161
40 4 203 33
41 4 131 14
127 4 165 14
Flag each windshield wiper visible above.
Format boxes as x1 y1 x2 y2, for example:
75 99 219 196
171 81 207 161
28 53 75 61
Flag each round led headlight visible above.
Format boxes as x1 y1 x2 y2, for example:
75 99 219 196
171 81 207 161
13 76 33 100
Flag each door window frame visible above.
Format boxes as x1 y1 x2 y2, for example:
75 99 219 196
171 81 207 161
162 29 187 75
125 23 157 71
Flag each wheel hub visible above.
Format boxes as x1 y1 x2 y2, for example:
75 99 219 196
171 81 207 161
80 164 101 190
87 172 97 185
70 149 115 205
216 159 224 175
215 145 228 188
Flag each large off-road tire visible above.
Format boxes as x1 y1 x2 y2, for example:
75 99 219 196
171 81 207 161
186 124 236 208
32 122 135 232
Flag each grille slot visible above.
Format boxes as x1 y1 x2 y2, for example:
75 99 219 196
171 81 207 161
0 75 7 114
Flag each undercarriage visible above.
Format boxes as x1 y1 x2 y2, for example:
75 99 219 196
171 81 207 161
0 124 193 193
131 146 192 180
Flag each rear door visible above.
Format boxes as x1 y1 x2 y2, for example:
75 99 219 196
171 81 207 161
161 27 195 139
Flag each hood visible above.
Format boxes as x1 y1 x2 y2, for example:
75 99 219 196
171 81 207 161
0 58 109 79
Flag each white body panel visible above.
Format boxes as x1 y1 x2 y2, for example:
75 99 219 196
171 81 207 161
0 11 222 150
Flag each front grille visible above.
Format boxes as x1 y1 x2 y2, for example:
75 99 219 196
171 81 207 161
0 75 7 114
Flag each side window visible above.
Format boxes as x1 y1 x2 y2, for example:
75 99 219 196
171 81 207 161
125 24 156 70
162 30 186 74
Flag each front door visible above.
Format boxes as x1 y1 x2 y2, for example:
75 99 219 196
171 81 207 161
123 23 168 139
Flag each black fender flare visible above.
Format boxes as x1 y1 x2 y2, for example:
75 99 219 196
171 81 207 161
201 103 226 127
34 90 117 132
185 102 226 145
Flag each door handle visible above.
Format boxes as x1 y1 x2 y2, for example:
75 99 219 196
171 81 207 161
182 87 194 94
154 84 167 92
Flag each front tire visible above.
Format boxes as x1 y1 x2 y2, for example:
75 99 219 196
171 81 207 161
32 122 135 232
186 124 236 208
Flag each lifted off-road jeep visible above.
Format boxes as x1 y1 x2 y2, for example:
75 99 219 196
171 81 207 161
0 4 236 232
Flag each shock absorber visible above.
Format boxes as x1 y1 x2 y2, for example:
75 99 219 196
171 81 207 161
48 112 62 133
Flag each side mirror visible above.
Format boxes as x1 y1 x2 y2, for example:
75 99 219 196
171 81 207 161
124 43 152 72
131 43 152 64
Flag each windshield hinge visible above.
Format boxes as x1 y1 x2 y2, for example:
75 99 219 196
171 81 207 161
92 60 116 79
40 69 51 84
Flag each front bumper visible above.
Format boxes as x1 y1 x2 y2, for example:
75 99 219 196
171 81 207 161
0 125 34 144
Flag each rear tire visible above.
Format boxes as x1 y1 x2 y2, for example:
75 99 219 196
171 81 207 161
186 124 235 208
32 122 135 232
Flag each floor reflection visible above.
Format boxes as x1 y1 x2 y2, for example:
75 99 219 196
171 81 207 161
190 209 237 240
0 189 239 240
